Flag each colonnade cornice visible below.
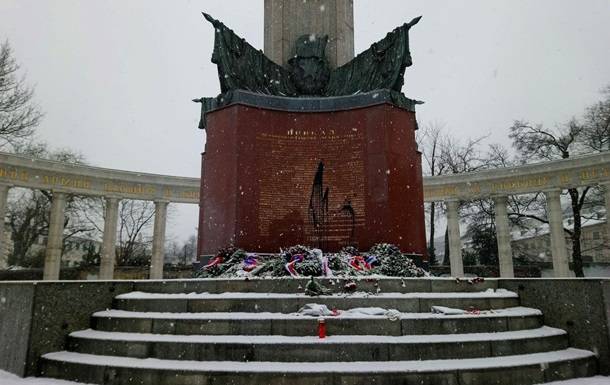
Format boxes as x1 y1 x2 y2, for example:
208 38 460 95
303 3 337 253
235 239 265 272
423 151 610 202
2 151 610 205
0 152 200 204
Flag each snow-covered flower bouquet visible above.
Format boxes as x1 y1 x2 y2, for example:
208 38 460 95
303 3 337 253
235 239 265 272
194 243 428 278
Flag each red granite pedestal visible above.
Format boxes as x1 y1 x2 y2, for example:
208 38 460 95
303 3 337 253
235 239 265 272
197 92 427 258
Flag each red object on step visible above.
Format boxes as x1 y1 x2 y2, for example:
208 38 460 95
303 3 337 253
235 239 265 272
203 256 223 269
318 317 326 339
467 307 481 315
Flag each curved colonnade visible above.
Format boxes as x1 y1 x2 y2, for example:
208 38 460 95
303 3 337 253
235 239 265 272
0 152 199 280
1 151 609 279
425 152 610 277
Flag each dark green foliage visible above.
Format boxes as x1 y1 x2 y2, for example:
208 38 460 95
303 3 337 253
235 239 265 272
462 251 478 266
198 262 232 278
217 246 244 261
369 243 401 258
118 252 150 267
327 254 344 271
367 243 427 277
19 249 45 268
295 258 322 277
305 276 332 296
194 243 428 278
195 247 248 278
468 225 499 266
284 245 310 257
340 246 358 256
80 243 100 267
378 253 427 277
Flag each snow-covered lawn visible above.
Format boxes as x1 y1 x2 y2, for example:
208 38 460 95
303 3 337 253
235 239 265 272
1 370 609 385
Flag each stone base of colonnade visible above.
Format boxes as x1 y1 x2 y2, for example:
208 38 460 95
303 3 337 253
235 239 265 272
0 278 608 384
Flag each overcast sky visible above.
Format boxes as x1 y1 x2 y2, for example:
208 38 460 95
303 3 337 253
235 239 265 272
0 0 609 243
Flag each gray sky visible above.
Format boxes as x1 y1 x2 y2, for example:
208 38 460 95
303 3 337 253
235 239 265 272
0 0 609 243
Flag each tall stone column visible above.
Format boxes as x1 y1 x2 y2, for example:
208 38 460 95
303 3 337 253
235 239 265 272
264 0 354 68
0 184 10 269
99 197 120 280
43 191 67 280
544 189 571 277
493 196 514 278
149 200 169 280
603 183 610 249
446 199 464 277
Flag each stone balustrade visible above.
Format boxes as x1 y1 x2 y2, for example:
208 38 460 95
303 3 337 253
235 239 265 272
1 151 609 280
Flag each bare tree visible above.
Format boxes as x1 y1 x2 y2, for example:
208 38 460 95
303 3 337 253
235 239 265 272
116 200 155 266
7 189 49 267
164 234 197 266
182 234 197 265
418 123 491 265
581 86 610 152
6 190 99 268
164 239 182 265
438 134 490 264
6 145 97 267
509 119 583 161
418 122 447 265
0 40 42 149
457 143 520 267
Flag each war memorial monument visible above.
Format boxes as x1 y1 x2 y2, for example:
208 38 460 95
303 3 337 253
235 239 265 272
194 11 426 257
0 1 609 384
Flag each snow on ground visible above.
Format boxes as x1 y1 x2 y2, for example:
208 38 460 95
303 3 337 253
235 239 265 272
0 370 89 385
538 377 610 384
1 370 609 384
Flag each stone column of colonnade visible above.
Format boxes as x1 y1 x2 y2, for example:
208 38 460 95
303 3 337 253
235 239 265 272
544 189 571 277
493 196 514 278
99 197 121 280
43 191 68 280
603 183 610 251
0 184 10 269
149 200 169 279
445 199 464 277
445 196 514 279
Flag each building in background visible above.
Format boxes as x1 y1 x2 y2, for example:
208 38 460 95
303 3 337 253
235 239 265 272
512 219 609 264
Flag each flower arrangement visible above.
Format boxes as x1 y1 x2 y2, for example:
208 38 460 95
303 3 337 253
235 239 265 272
194 243 428 278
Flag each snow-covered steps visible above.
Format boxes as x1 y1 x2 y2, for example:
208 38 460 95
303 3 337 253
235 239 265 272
113 289 520 313
132 277 500 294
40 348 597 385
37 284 599 385
93 307 544 336
67 327 569 362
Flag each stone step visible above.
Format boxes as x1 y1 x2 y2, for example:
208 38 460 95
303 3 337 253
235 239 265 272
132 277 499 294
93 307 543 336
113 290 519 313
67 326 568 362
40 348 598 385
